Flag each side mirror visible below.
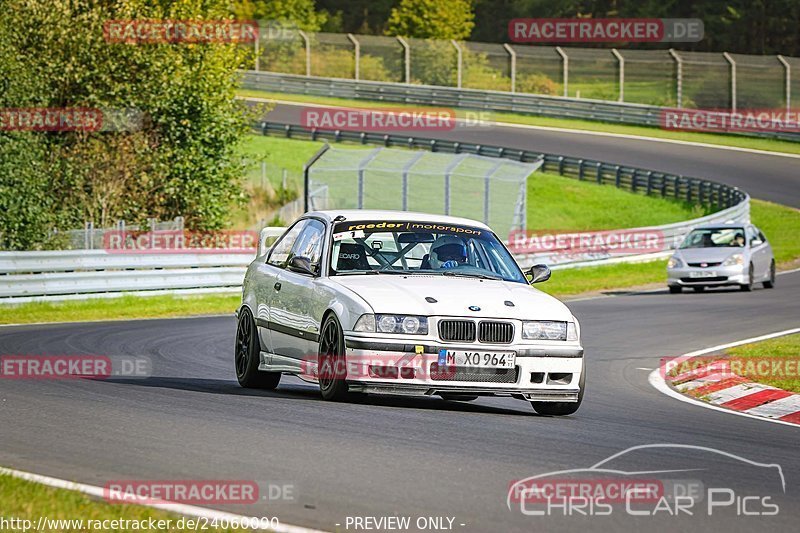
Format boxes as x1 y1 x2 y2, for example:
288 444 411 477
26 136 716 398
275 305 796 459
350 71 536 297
287 256 316 275
750 238 763 248
526 264 551 284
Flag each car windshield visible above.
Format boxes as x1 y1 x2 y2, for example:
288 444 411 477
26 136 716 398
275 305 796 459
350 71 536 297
680 227 746 249
329 220 526 283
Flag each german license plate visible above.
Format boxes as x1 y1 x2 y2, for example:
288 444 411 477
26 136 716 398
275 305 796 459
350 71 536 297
438 349 515 369
690 271 717 278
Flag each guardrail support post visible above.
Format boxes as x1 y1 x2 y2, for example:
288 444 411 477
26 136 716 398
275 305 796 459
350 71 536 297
723 52 736 112
555 46 569 97
611 49 624 102
503 44 516 93
397 37 411 84
778 55 791 113
298 30 311 77
668 49 683 108
254 30 260 71
451 40 463 88
347 33 360 80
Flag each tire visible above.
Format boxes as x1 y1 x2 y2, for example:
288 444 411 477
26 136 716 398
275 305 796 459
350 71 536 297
692 286 705 292
235 308 281 389
531 362 585 416
318 313 350 401
740 264 754 292
668 286 682 294
439 394 479 402
763 261 776 289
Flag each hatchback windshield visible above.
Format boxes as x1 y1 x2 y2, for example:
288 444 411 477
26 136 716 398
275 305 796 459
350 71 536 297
329 220 526 283
680 227 746 249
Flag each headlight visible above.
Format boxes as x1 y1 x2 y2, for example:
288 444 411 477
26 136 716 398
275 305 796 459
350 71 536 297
722 253 744 266
667 255 683 268
353 314 376 332
355 314 428 335
522 321 568 341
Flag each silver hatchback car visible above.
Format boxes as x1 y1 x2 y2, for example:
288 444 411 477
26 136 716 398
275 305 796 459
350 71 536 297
667 223 775 293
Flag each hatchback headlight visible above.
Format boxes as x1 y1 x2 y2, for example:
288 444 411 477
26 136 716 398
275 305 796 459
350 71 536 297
354 314 428 335
722 253 744 266
667 255 683 268
522 321 570 341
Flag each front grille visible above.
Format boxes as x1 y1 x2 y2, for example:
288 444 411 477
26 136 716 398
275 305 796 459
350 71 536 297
438 320 476 342
478 321 514 344
687 262 722 268
429 363 518 383
680 276 728 283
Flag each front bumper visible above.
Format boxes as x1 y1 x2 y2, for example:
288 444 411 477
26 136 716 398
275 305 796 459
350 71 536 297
667 264 747 287
341 335 584 402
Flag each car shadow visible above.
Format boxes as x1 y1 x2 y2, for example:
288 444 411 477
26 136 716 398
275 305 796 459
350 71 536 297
603 286 760 297
104 376 534 415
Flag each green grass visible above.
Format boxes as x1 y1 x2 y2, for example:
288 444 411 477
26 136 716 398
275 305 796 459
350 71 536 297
750 199 800 265
726 333 800 393
527 173 708 231
537 260 668 298
238 89 800 156
0 294 240 325
240 134 324 175
0 473 239 532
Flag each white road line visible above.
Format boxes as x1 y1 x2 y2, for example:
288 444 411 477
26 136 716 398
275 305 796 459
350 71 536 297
247 96 800 160
648 327 800 428
0 466 327 533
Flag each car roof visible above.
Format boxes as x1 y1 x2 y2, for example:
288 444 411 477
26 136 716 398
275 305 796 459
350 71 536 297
305 210 492 231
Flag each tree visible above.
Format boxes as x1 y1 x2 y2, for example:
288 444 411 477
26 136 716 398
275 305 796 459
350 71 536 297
231 0 328 32
0 0 258 249
386 0 475 40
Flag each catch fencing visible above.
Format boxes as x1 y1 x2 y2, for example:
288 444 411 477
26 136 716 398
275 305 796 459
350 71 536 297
248 29 799 112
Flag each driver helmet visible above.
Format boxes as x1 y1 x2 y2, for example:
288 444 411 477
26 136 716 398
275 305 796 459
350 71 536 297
429 235 467 268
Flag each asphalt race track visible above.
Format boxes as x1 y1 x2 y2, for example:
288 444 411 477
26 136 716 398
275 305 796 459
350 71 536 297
1 110 799 532
263 102 800 208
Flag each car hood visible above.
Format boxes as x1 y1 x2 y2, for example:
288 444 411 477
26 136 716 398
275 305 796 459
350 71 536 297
675 247 743 263
330 274 574 320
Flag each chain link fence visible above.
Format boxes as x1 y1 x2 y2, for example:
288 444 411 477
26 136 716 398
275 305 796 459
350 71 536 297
305 146 540 237
252 29 798 110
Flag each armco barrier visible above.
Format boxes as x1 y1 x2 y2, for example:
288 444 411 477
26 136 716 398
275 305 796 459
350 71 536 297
241 71 800 142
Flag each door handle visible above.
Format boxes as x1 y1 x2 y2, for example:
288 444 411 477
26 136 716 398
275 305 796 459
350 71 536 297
274 282 281 291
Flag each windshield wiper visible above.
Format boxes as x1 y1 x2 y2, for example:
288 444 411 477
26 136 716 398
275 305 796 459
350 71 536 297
440 271 502 280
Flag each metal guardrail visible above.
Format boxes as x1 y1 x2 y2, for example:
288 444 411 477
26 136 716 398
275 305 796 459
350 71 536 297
241 71 800 142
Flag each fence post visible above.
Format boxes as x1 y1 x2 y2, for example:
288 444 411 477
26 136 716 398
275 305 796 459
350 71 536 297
483 161 503 224
302 143 330 212
723 52 736 112
555 46 569 97
347 33 360 80
298 30 311 76
778 55 791 113
397 37 411 84
503 44 516 93
451 40 463 88
401 152 425 211
254 29 260 71
611 49 624 102
668 49 683 108
443 154 467 215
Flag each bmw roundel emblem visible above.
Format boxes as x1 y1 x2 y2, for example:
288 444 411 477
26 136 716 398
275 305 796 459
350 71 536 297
468 305 481 311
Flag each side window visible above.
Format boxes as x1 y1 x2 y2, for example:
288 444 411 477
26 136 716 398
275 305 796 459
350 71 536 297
267 220 308 268
746 226 758 246
289 219 326 273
